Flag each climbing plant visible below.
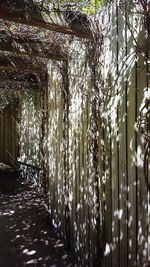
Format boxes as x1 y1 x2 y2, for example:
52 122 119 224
0 92 20 109
39 0 109 25
49 0 108 13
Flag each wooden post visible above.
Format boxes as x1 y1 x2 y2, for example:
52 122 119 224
62 60 71 249
88 37 104 266
39 70 49 206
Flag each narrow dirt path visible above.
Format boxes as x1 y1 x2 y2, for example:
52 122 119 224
0 176 79 267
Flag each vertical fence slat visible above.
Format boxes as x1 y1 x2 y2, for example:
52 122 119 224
117 6 128 267
111 3 119 267
127 61 137 267
105 123 112 267
0 108 4 162
0 104 18 165
137 53 148 266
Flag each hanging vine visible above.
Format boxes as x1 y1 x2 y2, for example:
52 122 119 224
137 96 150 191
61 59 71 249
87 21 105 266
39 71 49 205
0 91 20 108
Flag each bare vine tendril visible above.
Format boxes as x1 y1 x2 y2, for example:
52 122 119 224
137 98 150 191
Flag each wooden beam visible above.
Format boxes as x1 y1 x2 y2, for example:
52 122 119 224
0 5 92 39
0 70 41 84
17 160 41 171
0 30 68 61
0 65 43 74
0 52 46 73
0 79 40 91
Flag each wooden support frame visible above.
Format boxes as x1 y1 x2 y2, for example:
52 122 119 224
39 70 49 205
0 52 46 73
0 65 44 74
61 60 71 248
0 30 68 61
0 5 93 39
0 70 40 83
0 79 40 91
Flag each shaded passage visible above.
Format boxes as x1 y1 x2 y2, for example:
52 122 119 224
0 176 79 267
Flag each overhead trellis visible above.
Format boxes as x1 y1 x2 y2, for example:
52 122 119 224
0 30 69 61
0 0 102 94
0 0 93 38
0 1 104 228
0 2 149 267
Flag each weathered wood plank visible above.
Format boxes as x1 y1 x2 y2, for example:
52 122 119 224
86 98 91 267
147 49 150 265
84 99 90 267
118 6 128 267
136 53 148 267
0 30 67 60
76 91 82 262
127 60 137 267
104 122 112 267
0 104 18 165
0 53 46 75
0 5 92 39
0 108 4 162
111 3 120 267
79 94 84 266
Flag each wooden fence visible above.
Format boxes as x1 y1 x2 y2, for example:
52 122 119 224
18 91 41 167
0 103 19 165
101 3 150 267
18 1 150 267
44 3 150 266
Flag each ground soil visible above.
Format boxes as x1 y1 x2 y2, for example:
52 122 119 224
0 175 80 267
